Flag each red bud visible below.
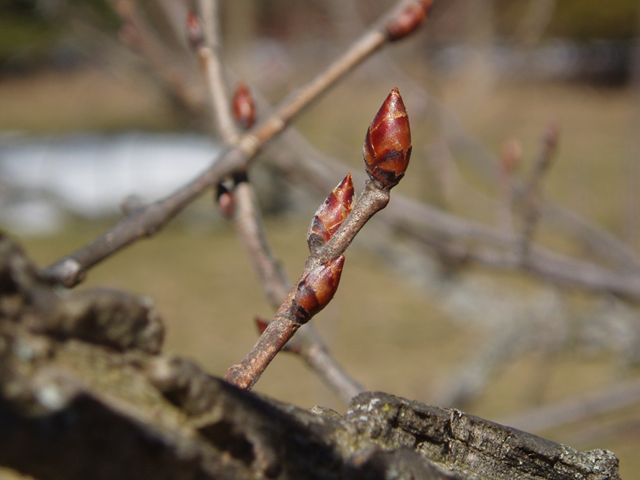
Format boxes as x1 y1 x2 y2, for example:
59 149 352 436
232 82 256 130
255 316 269 334
307 174 355 254
186 11 204 50
293 255 345 324
386 1 432 41
363 88 412 190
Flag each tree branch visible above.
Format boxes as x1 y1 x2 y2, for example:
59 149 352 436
225 87 413 390
42 0 433 287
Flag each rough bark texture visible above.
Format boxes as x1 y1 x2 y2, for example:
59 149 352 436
0 234 620 480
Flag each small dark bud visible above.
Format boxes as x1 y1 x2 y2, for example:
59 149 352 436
293 255 345 324
386 1 432 41
307 174 355 254
216 183 234 218
232 82 257 130
186 11 204 50
363 88 412 190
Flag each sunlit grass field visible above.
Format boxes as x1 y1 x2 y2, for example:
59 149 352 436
2 65 640 477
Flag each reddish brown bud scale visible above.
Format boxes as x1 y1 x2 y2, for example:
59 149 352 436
386 1 432 41
293 255 345 324
232 82 257 130
307 174 355 254
186 11 204 50
363 88 412 190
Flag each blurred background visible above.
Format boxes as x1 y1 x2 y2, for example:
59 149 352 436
1 0 640 477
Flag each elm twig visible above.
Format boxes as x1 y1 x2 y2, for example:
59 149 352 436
224 88 412 390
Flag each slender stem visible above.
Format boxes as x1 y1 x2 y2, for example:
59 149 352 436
232 180 291 305
224 181 389 390
43 0 429 287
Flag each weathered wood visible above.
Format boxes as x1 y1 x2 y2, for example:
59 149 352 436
0 234 620 480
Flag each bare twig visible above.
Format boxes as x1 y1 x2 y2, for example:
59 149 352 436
515 0 558 47
192 0 239 143
224 181 391 390
497 137 521 233
237 178 364 403
224 88 411 390
322 1 640 273
42 0 434 287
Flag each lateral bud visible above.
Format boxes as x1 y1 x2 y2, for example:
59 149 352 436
363 88 412 190
385 0 433 41
307 174 355 254
293 255 345 324
186 11 204 50
232 82 257 129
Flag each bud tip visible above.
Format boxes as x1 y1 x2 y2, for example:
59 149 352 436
363 88 412 190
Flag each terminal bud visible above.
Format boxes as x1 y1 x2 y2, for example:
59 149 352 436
363 88 412 190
